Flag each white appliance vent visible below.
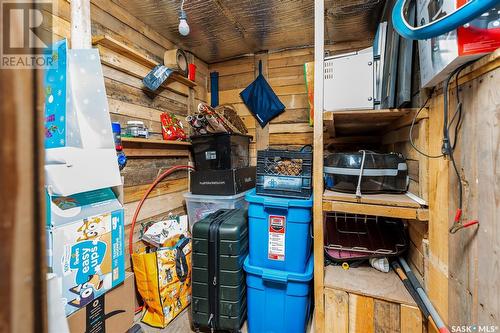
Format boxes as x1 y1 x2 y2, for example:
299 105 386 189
324 61 334 80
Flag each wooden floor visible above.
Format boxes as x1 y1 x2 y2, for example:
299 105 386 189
137 306 314 333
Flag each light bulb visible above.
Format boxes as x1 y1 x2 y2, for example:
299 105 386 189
179 19 190 36
178 10 190 36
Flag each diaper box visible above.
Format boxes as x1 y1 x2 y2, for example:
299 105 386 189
67 272 135 333
46 188 125 316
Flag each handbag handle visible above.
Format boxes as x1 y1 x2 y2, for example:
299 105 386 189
175 236 190 282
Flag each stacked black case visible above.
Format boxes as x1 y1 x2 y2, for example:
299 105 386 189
190 133 256 195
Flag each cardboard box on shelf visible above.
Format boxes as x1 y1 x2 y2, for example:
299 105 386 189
46 187 125 316
67 272 135 333
417 0 500 88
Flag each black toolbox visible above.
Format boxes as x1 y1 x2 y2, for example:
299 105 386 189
191 208 248 333
190 166 256 195
191 133 252 170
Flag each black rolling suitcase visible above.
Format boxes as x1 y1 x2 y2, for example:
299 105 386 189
191 208 248 333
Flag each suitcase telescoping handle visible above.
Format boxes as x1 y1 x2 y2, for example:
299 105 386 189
263 197 289 210
209 209 229 220
262 271 288 284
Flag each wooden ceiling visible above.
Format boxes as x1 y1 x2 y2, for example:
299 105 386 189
115 0 386 63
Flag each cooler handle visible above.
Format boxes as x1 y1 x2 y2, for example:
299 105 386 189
262 271 288 284
263 198 289 210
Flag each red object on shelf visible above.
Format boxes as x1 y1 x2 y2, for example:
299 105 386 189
161 112 187 141
188 63 196 81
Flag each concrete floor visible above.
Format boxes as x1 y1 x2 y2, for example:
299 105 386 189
136 307 314 333
136 307 248 333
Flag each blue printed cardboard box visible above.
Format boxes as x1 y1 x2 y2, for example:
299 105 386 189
46 187 125 316
44 39 68 149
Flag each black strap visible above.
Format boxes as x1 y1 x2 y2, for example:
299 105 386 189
175 237 190 282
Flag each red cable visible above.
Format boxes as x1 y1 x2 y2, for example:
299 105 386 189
128 165 194 256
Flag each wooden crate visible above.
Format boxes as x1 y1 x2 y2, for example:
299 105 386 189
323 266 428 333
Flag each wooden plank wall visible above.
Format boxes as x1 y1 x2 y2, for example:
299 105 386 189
382 114 429 202
208 48 314 164
208 56 258 163
427 55 499 327
47 0 209 269
268 49 313 149
382 114 431 288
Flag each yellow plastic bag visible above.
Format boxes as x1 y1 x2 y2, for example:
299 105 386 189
132 235 192 328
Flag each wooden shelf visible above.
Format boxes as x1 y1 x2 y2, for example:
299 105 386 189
323 190 428 221
121 137 191 146
92 34 196 88
324 265 417 306
324 108 426 137
121 137 191 158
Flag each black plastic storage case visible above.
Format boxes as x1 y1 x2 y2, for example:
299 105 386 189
324 152 409 194
191 133 252 170
192 208 248 333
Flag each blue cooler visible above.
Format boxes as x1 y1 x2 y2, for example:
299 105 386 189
245 189 313 273
244 255 313 333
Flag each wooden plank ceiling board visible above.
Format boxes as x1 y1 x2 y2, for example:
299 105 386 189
111 0 384 63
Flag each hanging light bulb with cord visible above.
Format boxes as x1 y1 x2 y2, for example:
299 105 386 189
178 0 190 36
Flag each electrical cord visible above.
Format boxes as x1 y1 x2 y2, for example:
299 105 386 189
442 61 479 234
443 65 466 208
409 61 479 233
410 62 471 159
448 69 465 151
409 88 443 158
